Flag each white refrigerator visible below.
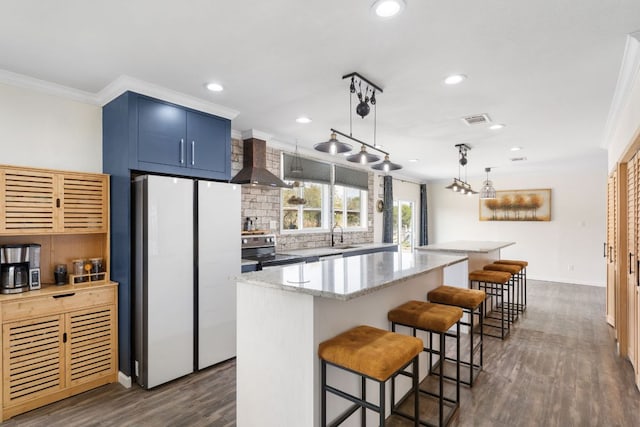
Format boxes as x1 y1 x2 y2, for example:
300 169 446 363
134 175 240 389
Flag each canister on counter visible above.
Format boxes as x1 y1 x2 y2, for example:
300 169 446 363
72 259 87 283
54 264 67 285
89 257 103 281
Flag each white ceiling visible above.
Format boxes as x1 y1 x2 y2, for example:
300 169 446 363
1 0 639 182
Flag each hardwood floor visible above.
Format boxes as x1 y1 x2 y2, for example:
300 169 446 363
3 280 639 426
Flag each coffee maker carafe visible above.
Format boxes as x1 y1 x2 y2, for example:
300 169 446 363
1 244 41 294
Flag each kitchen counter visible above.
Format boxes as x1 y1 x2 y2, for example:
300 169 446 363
236 250 466 426
416 240 514 254
416 240 515 287
239 250 465 300
279 242 397 259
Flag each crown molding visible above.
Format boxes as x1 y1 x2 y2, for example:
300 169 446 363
95 75 239 120
602 31 640 149
0 68 98 104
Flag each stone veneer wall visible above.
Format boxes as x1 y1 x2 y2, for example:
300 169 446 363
232 138 374 251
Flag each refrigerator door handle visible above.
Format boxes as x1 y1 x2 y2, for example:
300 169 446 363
191 140 195 166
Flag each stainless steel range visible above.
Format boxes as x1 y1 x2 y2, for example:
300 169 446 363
241 234 303 270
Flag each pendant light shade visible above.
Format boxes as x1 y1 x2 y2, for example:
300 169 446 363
346 145 381 164
479 167 497 199
314 132 352 155
371 154 402 172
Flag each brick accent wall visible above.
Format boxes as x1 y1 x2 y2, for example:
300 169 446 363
233 138 374 251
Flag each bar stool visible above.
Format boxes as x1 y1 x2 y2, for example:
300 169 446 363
494 260 528 311
468 270 512 340
388 301 463 427
426 286 486 387
483 263 522 321
318 325 423 427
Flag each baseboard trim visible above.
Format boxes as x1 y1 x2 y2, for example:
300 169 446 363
118 371 132 388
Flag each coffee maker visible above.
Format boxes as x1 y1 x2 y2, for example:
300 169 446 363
1 244 41 294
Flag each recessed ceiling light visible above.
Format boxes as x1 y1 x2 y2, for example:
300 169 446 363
489 123 505 130
408 159 418 163
206 83 224 92
444 74 467 85
296 116 312 124
510 146 522 151
371 0 405 18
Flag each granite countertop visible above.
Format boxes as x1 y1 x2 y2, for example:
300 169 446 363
416 240 515 253
236 251 467 301
279 242 397 258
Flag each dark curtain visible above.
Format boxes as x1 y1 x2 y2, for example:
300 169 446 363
382 175 393 243
419 184 428 246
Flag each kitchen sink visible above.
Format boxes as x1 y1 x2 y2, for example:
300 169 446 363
331 245 359 250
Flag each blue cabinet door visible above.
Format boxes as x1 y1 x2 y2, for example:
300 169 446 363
186 110 230 177
138 97 187 168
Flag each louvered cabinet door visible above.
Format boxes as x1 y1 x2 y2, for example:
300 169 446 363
0 168 56 234
58 174 108 233
66 305 116 387
606 172 617 326
2 315 65 407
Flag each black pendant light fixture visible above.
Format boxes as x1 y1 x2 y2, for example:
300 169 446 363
317 72 401 172
313 132 352 154
347 145 381 164
446 144 476 195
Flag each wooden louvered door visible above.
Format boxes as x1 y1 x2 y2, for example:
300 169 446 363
66 305 116 387
629 155 638 371
2 315 65 408
607 172 617 326
0 168 56 234
59 174 108 233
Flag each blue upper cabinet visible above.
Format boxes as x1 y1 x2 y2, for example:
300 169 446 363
104 92 231 181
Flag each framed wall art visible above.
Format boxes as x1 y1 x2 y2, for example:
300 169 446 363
479 188 551 221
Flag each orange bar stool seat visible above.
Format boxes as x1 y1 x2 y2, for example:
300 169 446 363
483 263 522 322
388 301 463 427
469 270 512 340
427 286 486 386
318 325 422 427
494 259 528 311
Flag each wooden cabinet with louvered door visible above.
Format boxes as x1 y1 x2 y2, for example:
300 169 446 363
0 283 118 421
67 305 117 388
629 155 639 372
58 173 108 234
0 168 57 234
607 171 617 326
2 315 65 411
0 166 108 235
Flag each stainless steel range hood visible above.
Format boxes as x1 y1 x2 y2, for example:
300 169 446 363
230 137 291 188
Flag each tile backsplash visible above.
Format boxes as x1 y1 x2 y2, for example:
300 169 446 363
232 138 374 251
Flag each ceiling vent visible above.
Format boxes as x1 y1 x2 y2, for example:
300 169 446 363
462 113 491 126
510 157 527 162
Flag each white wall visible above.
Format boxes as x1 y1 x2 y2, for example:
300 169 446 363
0 83 102 172
428 155 608 286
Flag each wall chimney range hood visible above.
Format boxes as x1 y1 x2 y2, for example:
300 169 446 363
230 137 291 188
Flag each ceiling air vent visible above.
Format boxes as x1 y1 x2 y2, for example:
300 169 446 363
462 113 491 126
510 157 527 162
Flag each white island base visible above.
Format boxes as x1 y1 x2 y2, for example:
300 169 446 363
236 251 466 427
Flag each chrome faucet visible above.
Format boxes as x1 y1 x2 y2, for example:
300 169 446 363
331 224 344 247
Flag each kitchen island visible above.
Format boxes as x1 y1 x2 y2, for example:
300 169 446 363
416 240 515 288
236 250 466 427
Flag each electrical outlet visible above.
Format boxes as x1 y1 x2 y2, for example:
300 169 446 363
568 264 574 271
270 220 277 230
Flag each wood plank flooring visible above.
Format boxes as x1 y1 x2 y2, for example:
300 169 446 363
3 280 639 426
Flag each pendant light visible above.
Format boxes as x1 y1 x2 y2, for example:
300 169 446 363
316 72 402 172
313 132 352 154
479 167 497 199
446 144 476 195
371 154 402 172
346 145 381 164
